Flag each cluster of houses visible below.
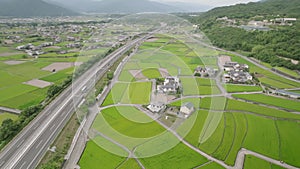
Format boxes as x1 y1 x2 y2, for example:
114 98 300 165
223 62 253 84
16 43 47 57
247 18 297 27
216 16 297 32
147 76 195 118
157 76 181 93
194 66 217 77
2 19 133 59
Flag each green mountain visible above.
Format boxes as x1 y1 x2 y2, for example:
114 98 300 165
0 0 77 17
193 0 300 23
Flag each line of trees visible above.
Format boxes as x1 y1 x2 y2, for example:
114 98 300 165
0 105 42 149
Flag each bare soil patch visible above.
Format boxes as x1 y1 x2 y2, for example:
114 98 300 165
219 55 232 66
42 62 75 72
4 60 26 65
159 68 170 78
23 79 52 88
45 46 61 49
129 70 146 79
146 38 159 42
0 52 23 57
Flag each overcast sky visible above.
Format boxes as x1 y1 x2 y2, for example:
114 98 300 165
152 0 260 7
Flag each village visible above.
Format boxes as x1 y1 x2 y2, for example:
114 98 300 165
0 16 141 61
216 15 297 31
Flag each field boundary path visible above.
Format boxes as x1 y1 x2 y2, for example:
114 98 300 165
0 106 21 114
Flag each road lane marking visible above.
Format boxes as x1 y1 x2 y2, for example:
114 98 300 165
36 140 44 149
19 161 27 169
33 123 39 130
27 108 73 169
50 125 56 131
59 112 65 118
0 161 5 167
16 139 25 148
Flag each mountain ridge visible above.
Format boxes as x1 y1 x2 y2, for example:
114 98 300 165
46 0 192 14
0 0 77 17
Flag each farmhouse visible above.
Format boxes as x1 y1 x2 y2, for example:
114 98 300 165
275 18 297 24
157 76 180 93
224 71 253 83
223 62 249 72
147 102 166 113
180 102 195 118
194 66 216 77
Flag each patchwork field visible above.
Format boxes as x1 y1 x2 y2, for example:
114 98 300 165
181 77 220 96
92 106 166 150
80 34 300 169
142 68 161 79
79 138 127 169
100 106 165 138
102 82 151 106
224 84 262 93
243 155 286 169
0 59 75 109
232 94 300 112
138 143 208 169
226 99 300 120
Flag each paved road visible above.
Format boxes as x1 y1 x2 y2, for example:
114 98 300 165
0 35 149 169
231 148 299 169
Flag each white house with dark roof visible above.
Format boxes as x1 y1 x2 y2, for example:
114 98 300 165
194 66 216 77
147 102 166 113
180 102 195 118
157 76 180 93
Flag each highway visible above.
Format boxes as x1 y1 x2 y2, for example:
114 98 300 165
0 34 150 169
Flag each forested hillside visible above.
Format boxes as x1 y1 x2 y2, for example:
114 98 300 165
188 0 300 71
